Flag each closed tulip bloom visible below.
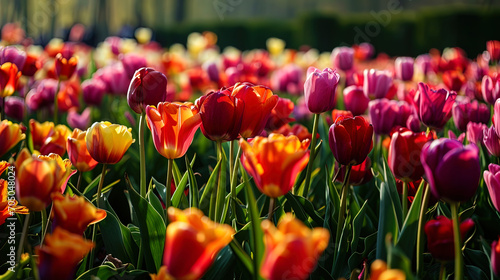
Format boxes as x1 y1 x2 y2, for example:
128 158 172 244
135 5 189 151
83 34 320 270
39 124 72 156
484 164 500 212
240 134 310 198
481 75 500 105
15 149 73 211
406 114 421 132
494 99 500 136
329 116 373 166
127 67 168 114
424 216 474 261
331 47 354 71
85 122 135 164
54 53 77 81
30 120 54 151
395 56 414 81
487 40 500 62
452 98 490 132
4 96 25 121
36 227 94 280
343 85 369 116
51 193 106 235
483 126 500 157
335 157 373 186
0 62 21 98
413 82 457 130
0 46 26 70
196 89 244 142
230 82 278 138
421 139 480 202
66 128 98 172
260 214 330 280
82 79 106 106
21 53 40 77
146 102 201 159
163 207 235 280
368 99 411 135
442 70 466 92
303 67 340 114
265 97 295 130
363 69 393 99
467 122 487 146
492 237 500 277
415 54 432 76
67 108 91 130
0 120 25 157
388 127 432 183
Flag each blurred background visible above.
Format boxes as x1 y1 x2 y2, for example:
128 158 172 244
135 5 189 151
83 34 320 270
1 0 499 56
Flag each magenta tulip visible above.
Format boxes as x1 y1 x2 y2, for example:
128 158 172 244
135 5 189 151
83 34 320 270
331 47 354 72
304 67 340 114
395 57 414 81
363 69 393 99
452 98 490 132
482 75 500 105
413 82 457 130
343 85 369 116
484 164 500 213
467 122 487 146
484 126 500 157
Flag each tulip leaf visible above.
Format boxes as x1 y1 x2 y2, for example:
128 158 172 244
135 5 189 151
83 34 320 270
351 200 368 252
395 179 424 258
216 149 228 223
185 155 199 208
171 170 189 208
332 219 351 278
326 168 341 226
126 181 166 272
381 158 403 228
202 246 236 280
244 174 265 280
229 240 254 274
464 248 492 278
199 159 222 215
147 190 165 222
76 262 149 280
82 173 102 199
171 159 182 186
151 177 166 209
99 210 139 266
465 265 489 280
376 182 400 261
287 193 324 226
284 192 312 227
386 237 414 280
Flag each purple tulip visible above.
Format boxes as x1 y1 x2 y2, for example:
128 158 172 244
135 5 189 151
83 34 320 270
271 64 302 95
482 75 500 105
304 67 340 114
0 46 26 70
127 67 168 114
413 82 457 130
495 99 500 136
415 54 432 76
369 98 412 135
203 61 220 83
82 79 106 106
421 138 480 202
363 69 393 99
25 79 57 110
448 130 465 143
484 164 500 212
331 47 354 72
120 53 147 78
406 114 421 132
484 125 500 157
343 85 369 116
94 63 130 95
4 96 25 121
395 57 414 81
452 98 490 132
67 108 91 130
467 122 487 146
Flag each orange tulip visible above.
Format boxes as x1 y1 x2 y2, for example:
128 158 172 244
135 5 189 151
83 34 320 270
240 134 310 198
15 149 73 211
163 207 235 280
0 161 9 175
85 122 135 164
51 193 106 234
0 120 25 157
146 102 202 159
260 214 330 280
39 124 71 156
54 53 78 81
36 227 94 280
30 120 55 151
0 179 29 226
0 62 21 97
66 128 98 172
368 260 406 280
230 82 278 138
150 266 175 280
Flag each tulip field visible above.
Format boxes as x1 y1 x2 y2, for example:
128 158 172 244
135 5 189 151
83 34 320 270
2 22 500 280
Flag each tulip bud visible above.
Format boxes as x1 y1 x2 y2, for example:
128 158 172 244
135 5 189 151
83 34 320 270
395 57 414 81
413 82 456 130
487 40 500 62
0 120 25 157
363 69 393 99
483 126 500 157
127 67 168 114
54 53 77 81
343 85 369 116
467 122 487 146
331 47 354 71
329 116 373 166
424 216 474 261
304 67 340 114
85 122 135 164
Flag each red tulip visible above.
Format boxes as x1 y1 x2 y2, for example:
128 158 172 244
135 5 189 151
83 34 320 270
335 157 373 186
492 237 500 276
424 216 474 261
127 67 168 114
54 53 77 81
328 116 373 166
0 62 21 98
442 70 466 92
266 97 295 131
487 40 500 62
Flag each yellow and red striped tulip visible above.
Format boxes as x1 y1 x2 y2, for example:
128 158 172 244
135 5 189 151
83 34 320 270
29 120 54 151
0 62 21 97
66 128 98 172
85 121 135 164
0 120 25 157
39 124 71 156
0 179 29 225
51 193 106 234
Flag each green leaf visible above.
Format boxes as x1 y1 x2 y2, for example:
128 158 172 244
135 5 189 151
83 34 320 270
244 177 265 280
351 200 368 252
99 210 139 266
185 155 199 208
199 159 222 214
203 246 236 280
171 171 189 208
284 192 312 227
229 240 254 274
151 177 166 208
387 238 414 280
76 262 150 280
376 182 400 261
287 193 324 226
395 179 424 257
381 159 403 228
148 189 165 223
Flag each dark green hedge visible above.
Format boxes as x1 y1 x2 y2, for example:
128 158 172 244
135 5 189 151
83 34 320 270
154 5 500 57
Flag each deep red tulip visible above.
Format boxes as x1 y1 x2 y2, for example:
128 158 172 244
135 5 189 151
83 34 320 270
413 82 456 130
21 53 41 77
424 216 474 261
328 116 373 166
487 40 500 62
127 67 168 114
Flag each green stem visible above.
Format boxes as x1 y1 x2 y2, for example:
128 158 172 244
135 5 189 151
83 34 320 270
417 184 431 278
76 172 82 191
301 113 320 197
215 141 225 222
439 262 446 280
268 197 275 222
402 181 408 220
451 202 463 280
40 206 52 246
230 144 242 223
335 164 352 254
16 212 31 264
89 163 107 270
53 79 61 125
139 111 147 198
229 140 234 186
166 158 174 214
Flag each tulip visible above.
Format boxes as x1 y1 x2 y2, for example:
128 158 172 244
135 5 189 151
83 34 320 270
36 228 94 280
331 46 354 71
467 122 487 146
442 70 466 92
368 260 406 280
395 56 414 81
30 120 55 151
265 97 295 130
196 89 244 142
481 74 500 105
66 128 98 172
343 85 369 116
0 46 26 70
483 125 500 157
25 79 58 111
51 193 106 235
487 40 500 62
368 99 412 135
82 79 106 106
240 134 309 198
271 64 302 95
15 149 73 211
452 98 490 132
85 122 135 164
273 123 312 143
146 102 201 159
413 82 456 130
39 124 72 156
335 157 373 186
260 214 330 280
354 42 374 60
127 67 168 114
56 81 80 112
389 127 432 183
492 237 500 277
331 109 354 125
0 62 21 98
424 216 474 261
150 266 173 280
1 179 29 226
363 69 393 99
0 161 8 175
4 96 25 121
415 54 432 76
21 53 41 77
121 53 147 78
494 99 500 136
406 114 421 132
163 207 234 280
0 120 25 157
421 138 480 202
266 37 285 56
54 53 77 81
67 108 91 130
329 116 374 166
303 67 340 114
483 164 500 212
